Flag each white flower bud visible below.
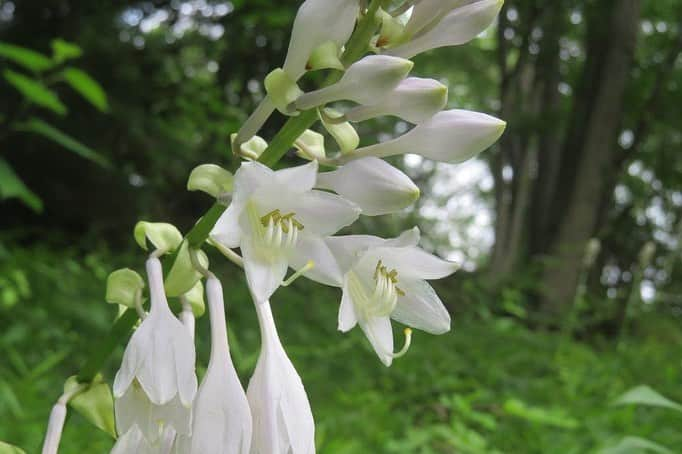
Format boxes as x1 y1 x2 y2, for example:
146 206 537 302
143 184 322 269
403 0 479 38
344 77 447 124
283 0 360 80
346 109 505 164
295 55 414 110
387 0 503 59
317 157 420 215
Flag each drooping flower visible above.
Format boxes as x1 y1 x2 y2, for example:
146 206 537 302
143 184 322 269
343 77 448 124
326 228 457 366
339 109 505 164
387 0 504 59
247 300 315 454
210 161 360 303
316 157 420 215
282 0 360 80
294 55 414 111
113 257 197 440
175 277 252 454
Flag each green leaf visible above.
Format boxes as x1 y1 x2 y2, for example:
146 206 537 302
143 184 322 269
599 436 673 454
64 376 116 438
0 158 43 212
0 441 26 454
62 68 109 112
51 39 82 64
0 41 53 72
503 398 579 429
3 70 67 115
612 385 682 412
18 118 109 167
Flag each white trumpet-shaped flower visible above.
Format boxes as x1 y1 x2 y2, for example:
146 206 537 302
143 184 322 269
283 0 360 80
316 157 420 215
211 161 360 303
295 55 414 111
344 77 448 124
341 109 505 164
326 228 457 366
247 300 315 454
113 257 197 439
388 0 504 59
175 277 252 454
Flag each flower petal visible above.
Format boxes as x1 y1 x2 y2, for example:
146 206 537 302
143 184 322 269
241 235 288 303
111 424 153 454
286 190 360 236
358 316 394 366
211 202 243 249
338 278 358 332
392 278 451 334
288 233 343 286
325 234 385 272
274 160 318 193
359 245 458 280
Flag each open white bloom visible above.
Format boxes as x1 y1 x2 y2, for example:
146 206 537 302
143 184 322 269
326 228 457 366
283 0 360 80
211 161 360 303
111 425 153 454
295 55 414 110
247 300 315 454
341 109 505 164
113 257 197 439
316 157 419 215
176 277 252 454
344 77 448 124
388 0 503 59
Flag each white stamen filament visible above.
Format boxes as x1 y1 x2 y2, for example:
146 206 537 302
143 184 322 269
282 260 315 287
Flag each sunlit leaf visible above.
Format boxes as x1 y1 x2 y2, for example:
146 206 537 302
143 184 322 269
0 158 43 212
612 385 682 412
599 436 673 454
0 41 53 72
17 118 109 167
503 398 579 429
3 70 67 115
62 67 109 112
51 38 82 64
0 441 26 454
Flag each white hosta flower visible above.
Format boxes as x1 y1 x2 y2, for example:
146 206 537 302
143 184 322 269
210 161 360 303
113 257 197 438
295 55 414 111
316 157 419 215
343 109 505 164
403 0 479 38
387 0 503 59
283 0 360 80
344 77 448 124
178 277 252 454
248 301 315 454
326 228 457 366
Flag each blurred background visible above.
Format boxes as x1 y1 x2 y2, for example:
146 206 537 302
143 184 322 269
1 0 682 452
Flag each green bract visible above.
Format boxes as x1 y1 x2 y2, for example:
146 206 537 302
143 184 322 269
183 280 206 317
133 221 183 253
187 164 234 199
307 41 344 71
264 68 303 115
0 441 26 454
105 268 144 308
164 241 209 298
64 375 116 438
319 108 359 154
294 129 326 160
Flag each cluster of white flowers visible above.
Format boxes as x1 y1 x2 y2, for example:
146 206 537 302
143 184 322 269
40 1 505 453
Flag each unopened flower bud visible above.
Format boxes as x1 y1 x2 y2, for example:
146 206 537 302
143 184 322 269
283 0 360 80
345 109 505 163
187 164 233 199
294 129 326 160
307 41 345 72
344 77 447 124
295 55 414 110
263 68 303 115
320 108 360 154
403 0 479 38
317 157 420 215
387 0 503 59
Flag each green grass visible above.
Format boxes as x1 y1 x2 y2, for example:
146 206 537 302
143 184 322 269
1 244 681 453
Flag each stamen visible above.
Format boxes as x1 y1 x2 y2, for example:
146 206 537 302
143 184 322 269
391 328 412 359
282 260 315 286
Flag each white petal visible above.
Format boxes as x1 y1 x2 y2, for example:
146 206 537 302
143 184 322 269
404 0 478 37
359 316 394 367
211 202 243 249
384 227 421 248
325 235 385 272
316 157 420 216
274 160 318 193
241 236 288 303
288 233 343 286
232 161 274 204
358 245 458 280
286 190 360 236
111 425 153 454
338 278 358 332
392 279 451 334
113 326 147 398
